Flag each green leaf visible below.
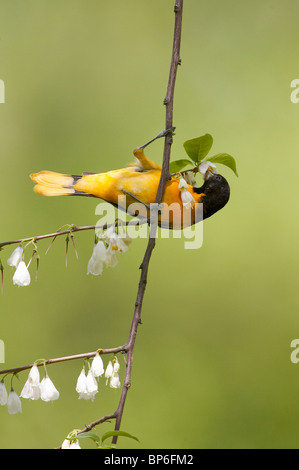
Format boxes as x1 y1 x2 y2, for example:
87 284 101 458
183 134 213 163
76 432 100 442
169 159 194 173
207 153 238 176
101 430 140 444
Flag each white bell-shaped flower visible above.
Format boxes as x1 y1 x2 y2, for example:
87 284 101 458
198 161 217 179
76 369 88 397
87 240 107 276
40 376 60 402
91 352 104 378
7 246 23 267
110 373 121 389
106 357 121 389
180 190 195 210
76 368 97 401
105 361 114 385
20 364 41 400
178 178 195 210
12 261 31 287
7 390 22 415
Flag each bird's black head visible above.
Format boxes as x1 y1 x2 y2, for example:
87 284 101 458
193 174 230 220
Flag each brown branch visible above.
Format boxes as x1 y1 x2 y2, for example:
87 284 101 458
111 0 184 445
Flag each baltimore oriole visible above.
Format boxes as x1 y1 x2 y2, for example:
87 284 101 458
30 130 230 229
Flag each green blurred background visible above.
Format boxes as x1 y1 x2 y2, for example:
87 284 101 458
0 0 299 449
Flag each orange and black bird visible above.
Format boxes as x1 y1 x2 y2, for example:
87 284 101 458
30 130 230 229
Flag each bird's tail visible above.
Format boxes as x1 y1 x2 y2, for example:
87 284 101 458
30 171 85 197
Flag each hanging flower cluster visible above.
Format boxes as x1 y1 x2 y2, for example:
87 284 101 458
20 363 59 402
7 245 31 287
76 353 121 401
1 221 132 290
87 227 131 276
4 238 40 289
0 352 122 417
0 362 59 415
0 380 22 415
105 356 121 389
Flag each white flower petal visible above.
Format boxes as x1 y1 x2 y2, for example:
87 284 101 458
87 241 107 276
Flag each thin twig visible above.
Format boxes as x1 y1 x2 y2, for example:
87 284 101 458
111 0 184 445
0 346 127 376
0 219 146 250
